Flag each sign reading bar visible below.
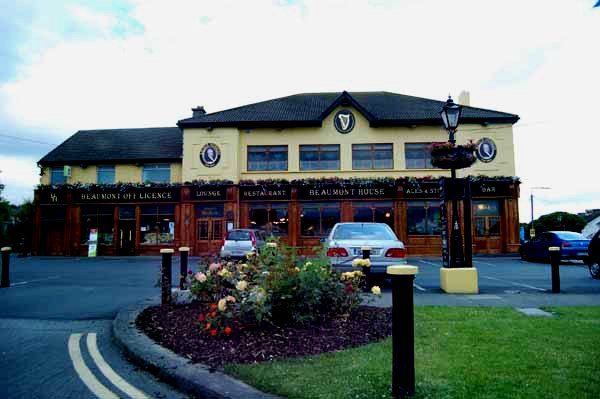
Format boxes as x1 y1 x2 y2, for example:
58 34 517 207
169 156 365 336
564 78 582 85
191 186 227 201
402 181 442 198
472 181 512 197
297 185 394 200
240 185 291 201
75 188 180 203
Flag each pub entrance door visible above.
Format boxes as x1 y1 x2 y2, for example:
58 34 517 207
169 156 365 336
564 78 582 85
196 218 225 255
117 206 136 256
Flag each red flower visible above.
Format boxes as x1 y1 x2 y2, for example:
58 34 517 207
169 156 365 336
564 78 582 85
344 281 354 293
224 326 232 336
211 311 217 318
198 314 205 322
210 303 217 310
210 329 217 337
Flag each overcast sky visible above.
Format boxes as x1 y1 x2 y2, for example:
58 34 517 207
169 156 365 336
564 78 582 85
0 0 599 222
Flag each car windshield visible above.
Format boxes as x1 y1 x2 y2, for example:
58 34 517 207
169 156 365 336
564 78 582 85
227 231 251 241
332 224 396 240
555 231 587 240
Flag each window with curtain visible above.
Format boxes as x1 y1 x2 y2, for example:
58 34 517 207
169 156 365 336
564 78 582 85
353 201 395 230
300 202 341 237
247 145 288 171
248 203 289 236
405 143 434 169
406 201 441 235
50 167 66 184
97 165 115 184
140 205 175 245
142 164 170 183
352 144 393 169
299 144 340 170
80 205 115 245
474 200 500 236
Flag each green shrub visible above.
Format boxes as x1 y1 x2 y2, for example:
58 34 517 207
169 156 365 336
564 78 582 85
185 239 370 336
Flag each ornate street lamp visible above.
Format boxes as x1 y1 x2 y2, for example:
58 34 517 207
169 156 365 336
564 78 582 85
440 96 464 267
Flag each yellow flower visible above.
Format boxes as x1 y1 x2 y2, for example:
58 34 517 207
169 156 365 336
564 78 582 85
352 258 371 268
294 267 300 272
246 252 256 259
304 261 312 267
371 285 381 295
266 242 277 248
218 298 227 311
225 295 236 303
218 269 232 278
236 280 248 291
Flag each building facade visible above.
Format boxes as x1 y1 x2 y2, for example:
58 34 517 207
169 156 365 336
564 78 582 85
34 91 520 257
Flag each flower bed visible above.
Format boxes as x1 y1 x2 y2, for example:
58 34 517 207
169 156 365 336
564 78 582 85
137 240 385 367
430 141 477 170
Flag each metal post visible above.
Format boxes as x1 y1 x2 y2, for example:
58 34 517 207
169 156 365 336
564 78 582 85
1 247 11 288
449 170 464 268
179 247 189 290
549 246 560 293
362 246 371 292
160 249 174 305
387 265 418 398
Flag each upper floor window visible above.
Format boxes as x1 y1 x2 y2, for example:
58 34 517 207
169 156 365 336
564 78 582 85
97 165 115 184
50 166 66 184
300 144 340 170
247 145 288 171
143 164 170 183
405 143 434 169
352 144 393 170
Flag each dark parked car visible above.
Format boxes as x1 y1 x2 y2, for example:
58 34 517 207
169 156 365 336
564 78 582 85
519 231 590 262
587 230 600 279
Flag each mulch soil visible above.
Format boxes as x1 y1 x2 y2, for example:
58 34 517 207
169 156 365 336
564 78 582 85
136 303 392 369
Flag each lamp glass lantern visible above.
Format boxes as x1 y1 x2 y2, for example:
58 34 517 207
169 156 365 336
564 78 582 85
440 96 463 133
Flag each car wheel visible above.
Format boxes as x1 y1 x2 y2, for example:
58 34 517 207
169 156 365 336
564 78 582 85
589 261 600 280
520 249 528 261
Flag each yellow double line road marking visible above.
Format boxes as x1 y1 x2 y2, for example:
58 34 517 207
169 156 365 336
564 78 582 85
68 333 149 399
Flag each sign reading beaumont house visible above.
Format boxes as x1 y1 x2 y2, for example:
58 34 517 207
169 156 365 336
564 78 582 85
297 184 395 200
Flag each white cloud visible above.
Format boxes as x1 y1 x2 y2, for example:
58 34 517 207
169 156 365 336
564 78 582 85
1 0 599 218
0 155 38 204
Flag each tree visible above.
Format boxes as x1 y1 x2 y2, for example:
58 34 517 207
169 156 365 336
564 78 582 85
0 183 13 247
528 211 586 235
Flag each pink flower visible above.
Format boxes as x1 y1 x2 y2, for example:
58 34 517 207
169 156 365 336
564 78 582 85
208 263 221 272
194 272 207 282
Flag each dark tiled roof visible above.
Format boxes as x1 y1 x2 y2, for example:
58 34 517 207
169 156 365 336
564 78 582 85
38 127 182 165
178 91 519 128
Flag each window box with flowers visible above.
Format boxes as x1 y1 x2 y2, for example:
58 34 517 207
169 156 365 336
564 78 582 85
430 141 477 170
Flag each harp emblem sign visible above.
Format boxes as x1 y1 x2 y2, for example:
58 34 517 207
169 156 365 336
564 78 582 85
333 109 355 134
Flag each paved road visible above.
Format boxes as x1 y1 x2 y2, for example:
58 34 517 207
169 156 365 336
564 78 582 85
0 256 189 399
0 255 598 398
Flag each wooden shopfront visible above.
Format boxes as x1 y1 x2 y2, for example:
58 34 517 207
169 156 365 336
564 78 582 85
34 187 182 256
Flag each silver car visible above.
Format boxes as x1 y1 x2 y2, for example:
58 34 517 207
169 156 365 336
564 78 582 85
323 223 407 274
220 229 267 259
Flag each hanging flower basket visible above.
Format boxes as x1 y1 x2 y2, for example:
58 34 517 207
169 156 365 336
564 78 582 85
430 141 477 170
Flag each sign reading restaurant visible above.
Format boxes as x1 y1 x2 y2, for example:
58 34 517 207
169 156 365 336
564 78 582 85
240 185 291 201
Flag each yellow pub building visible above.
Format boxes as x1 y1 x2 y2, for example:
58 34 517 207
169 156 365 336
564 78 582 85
33 91 520 257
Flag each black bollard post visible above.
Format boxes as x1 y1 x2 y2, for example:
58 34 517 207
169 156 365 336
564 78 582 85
362 246 372 292
387 265 419 398
160 249 174 305
1 247 11 288
549 246 561 293
179 247 189 290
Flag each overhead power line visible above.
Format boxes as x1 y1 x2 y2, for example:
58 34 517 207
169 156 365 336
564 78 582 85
0 133 59 146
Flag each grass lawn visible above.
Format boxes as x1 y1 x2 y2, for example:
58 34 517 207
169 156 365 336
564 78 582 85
225 307 600 399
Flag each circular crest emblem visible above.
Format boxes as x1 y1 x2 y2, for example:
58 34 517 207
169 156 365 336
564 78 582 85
475 138 497 163
334 109 355 134
200 143 221 168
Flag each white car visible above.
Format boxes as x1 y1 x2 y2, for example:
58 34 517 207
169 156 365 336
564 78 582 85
323 222 407 275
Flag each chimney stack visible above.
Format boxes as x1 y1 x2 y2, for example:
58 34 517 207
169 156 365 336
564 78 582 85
458 91 470 106
192 106 206 118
